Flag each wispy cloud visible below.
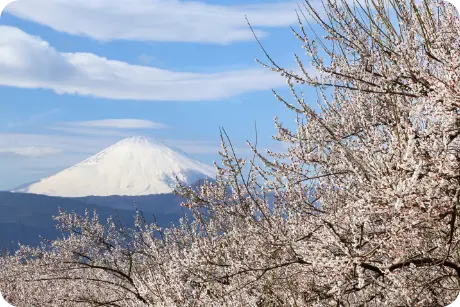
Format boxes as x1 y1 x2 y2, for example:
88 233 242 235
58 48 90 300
60 119 168 129
48 127 138 137
0 132 252 157
0 133 116 155
0 26 286 101
49 119 169 136
6 0 298 44
0 146 63 157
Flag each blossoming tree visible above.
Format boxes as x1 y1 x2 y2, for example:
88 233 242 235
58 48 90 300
1 0 459 305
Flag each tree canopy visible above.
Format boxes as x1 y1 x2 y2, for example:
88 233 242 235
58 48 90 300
1 0 459 305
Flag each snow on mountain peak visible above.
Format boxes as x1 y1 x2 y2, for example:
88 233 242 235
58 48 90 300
15 136 215 197
122 136 154 145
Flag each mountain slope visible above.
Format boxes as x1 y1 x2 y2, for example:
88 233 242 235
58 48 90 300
14 136 215 197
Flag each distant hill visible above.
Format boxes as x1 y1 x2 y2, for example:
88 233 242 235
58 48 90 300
0 191 188 250
77 193 187 213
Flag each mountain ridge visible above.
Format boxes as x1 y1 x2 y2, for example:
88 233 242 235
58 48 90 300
0 191 186 249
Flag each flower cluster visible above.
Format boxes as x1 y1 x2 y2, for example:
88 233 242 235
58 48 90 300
1 0 459 305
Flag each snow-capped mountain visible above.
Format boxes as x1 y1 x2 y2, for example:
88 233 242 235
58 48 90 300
14 136 215 197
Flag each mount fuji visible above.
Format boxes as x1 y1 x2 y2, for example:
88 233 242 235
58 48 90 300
14 136 215 197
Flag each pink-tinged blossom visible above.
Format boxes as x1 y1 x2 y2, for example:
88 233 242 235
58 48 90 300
1 0 460 306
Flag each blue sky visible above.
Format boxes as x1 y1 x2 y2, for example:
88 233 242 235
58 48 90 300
0 0 319 190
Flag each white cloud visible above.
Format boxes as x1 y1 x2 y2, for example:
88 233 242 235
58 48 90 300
0 146 63 157
0 133 116 155
0 26 286 101
48 127 140 137
61 119 168 129
49 119 168 136
6 0 298 44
